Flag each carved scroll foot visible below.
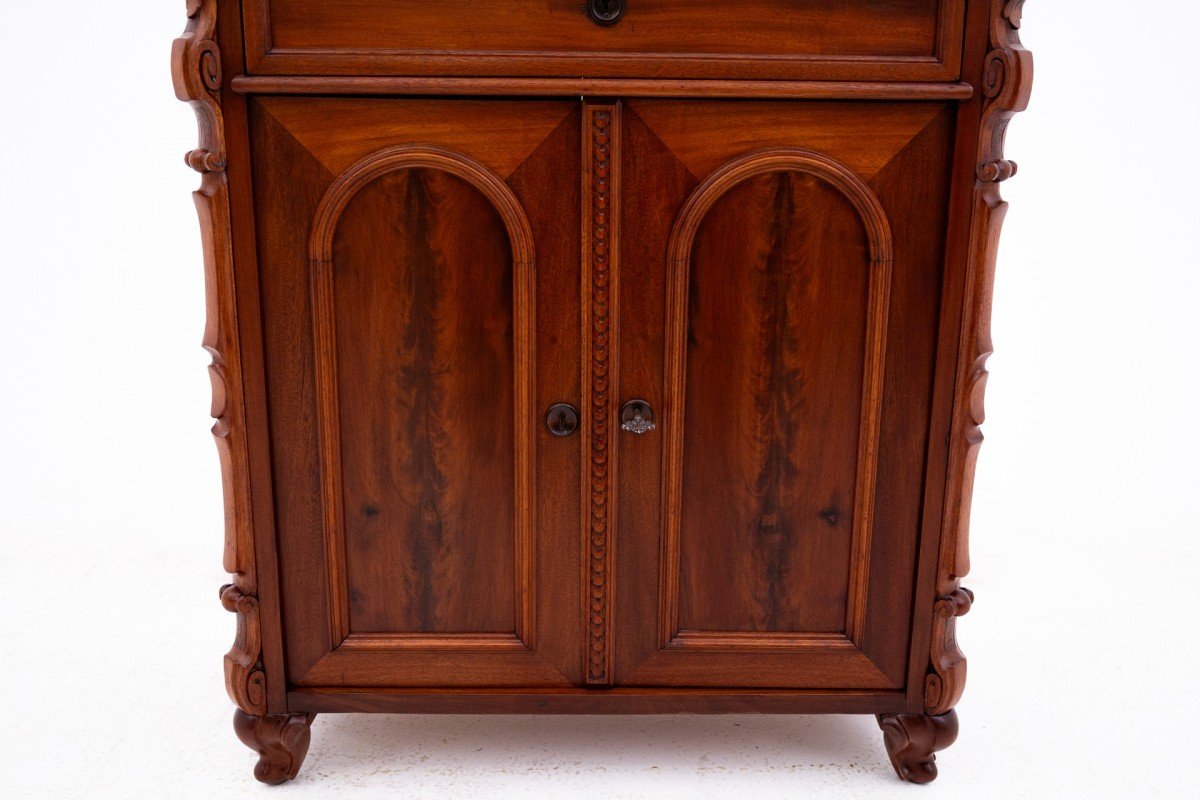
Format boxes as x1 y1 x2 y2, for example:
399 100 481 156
876 709 959 784
233 710 316 785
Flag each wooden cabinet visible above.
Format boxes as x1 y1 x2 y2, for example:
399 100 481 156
173 0 1032 785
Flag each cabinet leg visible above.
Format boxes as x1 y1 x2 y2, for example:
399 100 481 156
232 709 316 785
876 709 958 784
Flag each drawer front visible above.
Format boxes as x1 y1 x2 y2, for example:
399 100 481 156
245 0 965 81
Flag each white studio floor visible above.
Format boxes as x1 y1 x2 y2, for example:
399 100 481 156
2 521 1194 800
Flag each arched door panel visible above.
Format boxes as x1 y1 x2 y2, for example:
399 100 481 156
252 98 584 687
613 100 956 689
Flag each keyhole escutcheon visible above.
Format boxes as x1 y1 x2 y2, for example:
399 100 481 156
587 0 624 26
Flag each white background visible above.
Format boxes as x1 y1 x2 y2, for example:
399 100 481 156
1 2 1197 798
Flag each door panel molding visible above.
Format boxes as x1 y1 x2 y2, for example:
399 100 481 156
659 148 894 651
307 145 538 651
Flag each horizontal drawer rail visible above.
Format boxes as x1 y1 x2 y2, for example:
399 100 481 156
230 76 974 101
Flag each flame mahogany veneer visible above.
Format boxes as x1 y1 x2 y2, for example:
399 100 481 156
173 0 1032 785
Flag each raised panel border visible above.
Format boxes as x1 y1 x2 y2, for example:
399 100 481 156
659 148 894 652
307 145 538 653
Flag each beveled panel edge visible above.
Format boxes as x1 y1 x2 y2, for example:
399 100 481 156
231 75 975 101
338 633 530 653
665 632 857 653
306 145 538 650
659 149 894 652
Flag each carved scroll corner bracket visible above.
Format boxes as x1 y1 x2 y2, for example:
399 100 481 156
173 0 227 175
186 148 227 174
923 586 974 716
220 583 268 717
976 0 1034 186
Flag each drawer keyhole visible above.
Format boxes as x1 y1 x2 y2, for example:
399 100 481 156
587 0 624 27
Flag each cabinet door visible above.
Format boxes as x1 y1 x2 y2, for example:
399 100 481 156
613 100 956 688
252 98 584 687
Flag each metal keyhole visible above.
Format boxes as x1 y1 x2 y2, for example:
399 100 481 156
546 404 580 437
587 0 624 26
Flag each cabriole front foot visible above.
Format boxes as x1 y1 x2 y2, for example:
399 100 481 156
232 710 316 785
876 709 959 784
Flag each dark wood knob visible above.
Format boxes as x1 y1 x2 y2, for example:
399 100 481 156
546 404 580 437
587 0 624 27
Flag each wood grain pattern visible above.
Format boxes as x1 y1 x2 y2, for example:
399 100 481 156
254 97 576 178
925 0 1032 717
173 0 265 716
309 146 536 647
581 103 620 686
248 99 335 683
625 100 951 181
508 108 587 686
661 149 892 648
611 106 693 685
244 0 964 81
860 107 958 687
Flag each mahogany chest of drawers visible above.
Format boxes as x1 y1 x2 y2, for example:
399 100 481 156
173 0 1032 784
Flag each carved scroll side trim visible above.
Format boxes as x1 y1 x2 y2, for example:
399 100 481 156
174 0 264 713
660 148 893 649
173 0 226 176
929 0 1033 716
582 105 620 685
977 0 1034 185
221 584 267 715
308 145 538 648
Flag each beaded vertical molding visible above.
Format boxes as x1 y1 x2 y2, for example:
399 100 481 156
172 0 265 717
926 0 1033 718
582 103 620 685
